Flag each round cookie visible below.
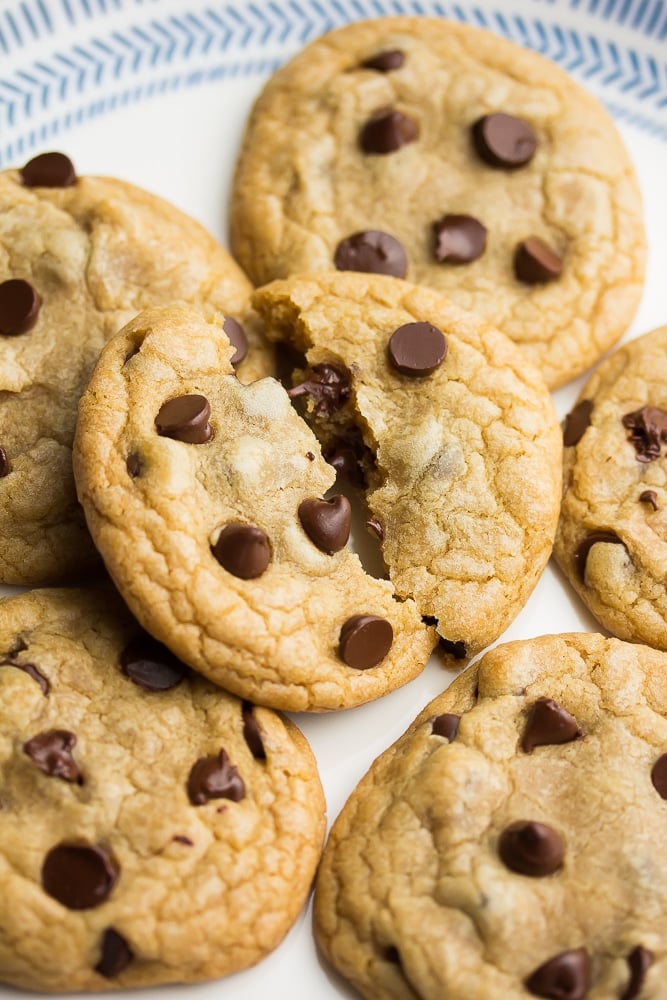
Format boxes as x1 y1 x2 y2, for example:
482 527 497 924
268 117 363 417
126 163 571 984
555 324 667 650
0 151 272 586
314 632 667 999
0 587 325 992
73 303 434 712
230 15 646 389
251 271 562 661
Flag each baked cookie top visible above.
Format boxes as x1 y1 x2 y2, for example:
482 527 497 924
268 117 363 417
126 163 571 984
555 324 667 650
230 15 645 389
73 303 434 712
252 272 562 660
0 152 270 586
315 632 667 999
0 587 325 992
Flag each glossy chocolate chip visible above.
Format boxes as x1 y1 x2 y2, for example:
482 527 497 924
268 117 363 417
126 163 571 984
334 230 408 278
23 729 81 783
339 614 393 669
438 638 467 659
522 698 582 753
623 406 667 462
298 495 352 554
20 151 76 187
366 516 384 541
0 278 40 335
288 362 351 416
640 489 659 511
563 400 594 447
388 321 447 377
433 214 487 264
360 49 405 71
155 394 212 444
95 929 133 978
212 522 271 579
223 316 248 366
242 701 266 760
621 946 653 1000
472 113 537 168
120 634 189 691
42 843 119 909
498 820 564 876
431 713 460 741
126 453 141 478
187 749 245 805
515 237 563 284
574 531 625 583
650 753 667 798
524 949 591 1000
0 448 9 478
360 109 418 154
0 658 49 694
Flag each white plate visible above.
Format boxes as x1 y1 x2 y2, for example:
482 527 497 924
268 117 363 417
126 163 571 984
0 0 666 997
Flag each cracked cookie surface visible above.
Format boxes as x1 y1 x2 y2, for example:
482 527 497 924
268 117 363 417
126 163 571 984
230 15 645 389
0 587 325 992
0 155 271 586
314 632 667 999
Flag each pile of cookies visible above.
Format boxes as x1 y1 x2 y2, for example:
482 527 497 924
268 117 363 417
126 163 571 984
0 13 665 999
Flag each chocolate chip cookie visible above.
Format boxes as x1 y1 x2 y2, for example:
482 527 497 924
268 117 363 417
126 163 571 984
252 272 562 661
0 151 271 586
554 324 667 651
73 303 434 712
230 16 645 389
314 632 667 998
0 587 325 991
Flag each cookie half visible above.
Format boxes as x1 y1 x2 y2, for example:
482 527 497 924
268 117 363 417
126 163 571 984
230 15 645 389
0 587 325 991
315 632 667 999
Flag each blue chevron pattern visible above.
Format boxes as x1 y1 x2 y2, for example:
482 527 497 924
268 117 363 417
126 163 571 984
0 0 665 166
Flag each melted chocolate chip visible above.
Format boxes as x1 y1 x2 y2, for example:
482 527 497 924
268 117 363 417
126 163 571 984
650 752 667 798
187 749 245 805
622 406 667 462
359 109 418 154
514 237 563 284
125 453 141 478
574 531 625 583
212 522 271 579
431 713 460 741
360 49 405 72
242 701 266 760
433 214 487 264
0 447 9 478
223 316 248 366
621 946 653 1000
95 928 133 978
438 638 467 659
298 494 352 554
522 698 582 754
42 843 119 909
155 394 212 444
498 820 564 876
334 230 408 278
0 278 40 335
23 730 81 783
120 634 189 691
326 444 365 487
524 949 591 1000
20 151 77 187
388 322 447 377
339 614 393 669
0 658 49 694
288 363 351 416
366 516 384 541
563 400 594 447
472 113 537 168
639 490 659 511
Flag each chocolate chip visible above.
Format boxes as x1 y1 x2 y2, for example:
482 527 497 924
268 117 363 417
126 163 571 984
574 531 625 583
438 638 467 659
339 614 393 669
498 820 564 876
0 658 49 694
95 929 133 978
306 451 315 461
172 835 193 845
622 406 667 463
563 400 594 447
433 214 487 264
23 729 81 783
120 634 189 691
288 362 351 416
639 490 659 511
621 946 653 1000
650 753 667 798
514 237 563 284
384 945 402 964
431 713 460 741
0 278 40 335
359 109 418 154
298 495 352 554
126 453 141 478
472 113 537 168
242 701 266 760
388 322 447 377
187 749 245 805
334 230 408 278
212 522 271 579
366 516 384 541
20 151 76 187
326 444 365 487
42 842 119 909
155 394 212 444
360 49 405 71
0 447 10 478
223 316 248 366
524 949 591 999
522 698 582 753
